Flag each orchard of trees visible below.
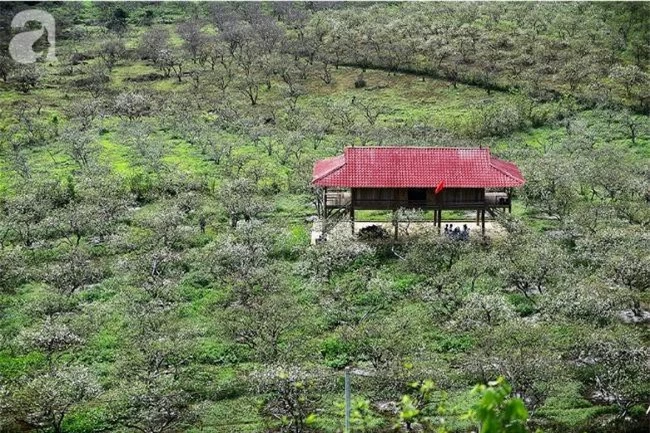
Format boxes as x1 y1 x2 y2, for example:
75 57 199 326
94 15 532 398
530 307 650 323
0 2 648 433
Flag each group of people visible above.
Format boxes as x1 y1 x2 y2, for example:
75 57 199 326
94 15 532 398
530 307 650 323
444 224 470 240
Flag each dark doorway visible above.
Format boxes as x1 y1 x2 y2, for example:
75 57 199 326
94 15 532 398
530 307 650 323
407 188 427 202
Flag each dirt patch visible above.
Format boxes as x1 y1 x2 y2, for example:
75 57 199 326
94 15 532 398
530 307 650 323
311 219 506 244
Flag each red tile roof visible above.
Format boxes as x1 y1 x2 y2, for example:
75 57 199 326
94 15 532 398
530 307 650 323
312 147 525 188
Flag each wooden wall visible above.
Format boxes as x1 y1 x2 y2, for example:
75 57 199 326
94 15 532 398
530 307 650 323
352 187 485 210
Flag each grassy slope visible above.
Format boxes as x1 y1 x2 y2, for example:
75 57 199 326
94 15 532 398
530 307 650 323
1 9 649 432
2 65 649 431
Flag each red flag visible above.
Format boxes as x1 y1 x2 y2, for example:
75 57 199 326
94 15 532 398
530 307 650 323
434 180 445 194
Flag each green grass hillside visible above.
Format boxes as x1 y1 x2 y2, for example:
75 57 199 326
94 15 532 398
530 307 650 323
0 3 648 433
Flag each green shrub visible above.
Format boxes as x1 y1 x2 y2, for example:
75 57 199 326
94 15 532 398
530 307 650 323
195 340 247 365
0 351 45 379
507 293 536 317
62 407 111 433
432 333 475 353
320 336 352 369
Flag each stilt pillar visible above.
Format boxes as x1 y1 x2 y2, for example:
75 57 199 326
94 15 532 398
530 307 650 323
393 209 398 241
321 188 328 239
481 209 486 236
508 189 512 214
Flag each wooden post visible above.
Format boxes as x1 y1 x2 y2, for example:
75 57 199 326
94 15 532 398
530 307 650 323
481 208 486 236
476 209 480 226
350 196 355 234
393 209 398 240
344 367 351 433
437 209 442 234
322 188 328 236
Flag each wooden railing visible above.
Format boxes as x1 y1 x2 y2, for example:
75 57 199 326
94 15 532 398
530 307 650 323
485 192 510 206
323 191 510 211
351 199 488 210
325 190 351 208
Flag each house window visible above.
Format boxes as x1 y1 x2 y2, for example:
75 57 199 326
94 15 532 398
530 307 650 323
407 188 427 201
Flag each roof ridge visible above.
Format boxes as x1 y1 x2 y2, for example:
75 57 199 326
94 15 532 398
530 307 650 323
345 146 488 151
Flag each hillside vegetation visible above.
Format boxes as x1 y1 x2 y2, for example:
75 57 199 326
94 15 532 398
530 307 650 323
0 3 649 433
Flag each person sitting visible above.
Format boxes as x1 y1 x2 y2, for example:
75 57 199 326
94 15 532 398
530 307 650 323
444 224 449 234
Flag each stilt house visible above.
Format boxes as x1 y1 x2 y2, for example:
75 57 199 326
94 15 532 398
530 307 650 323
312 147 525 236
